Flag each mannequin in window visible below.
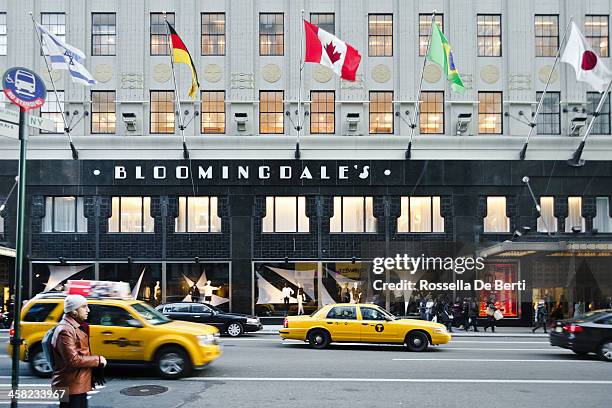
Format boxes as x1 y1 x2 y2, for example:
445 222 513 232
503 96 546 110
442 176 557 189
281 283 294 314
154 281 161 306
296 283 305 315
340 282 350 303
350 282 362 304
144 285 151 302
203 280 220 304
189 284 200 303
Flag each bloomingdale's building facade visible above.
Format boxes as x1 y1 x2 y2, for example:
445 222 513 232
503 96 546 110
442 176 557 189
1 0 612 324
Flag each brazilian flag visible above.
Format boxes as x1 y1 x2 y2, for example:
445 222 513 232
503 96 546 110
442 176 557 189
426 22 465 94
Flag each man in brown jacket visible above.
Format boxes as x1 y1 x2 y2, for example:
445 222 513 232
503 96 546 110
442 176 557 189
51 295 107 408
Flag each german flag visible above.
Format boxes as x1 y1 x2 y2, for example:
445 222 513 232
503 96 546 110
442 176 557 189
167 22 199 98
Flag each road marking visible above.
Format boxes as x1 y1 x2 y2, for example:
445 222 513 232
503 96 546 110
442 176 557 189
0 403 58 405
181 377 612 385
451 340 549 344
444 348 567 352
392 358 596 363
0 377 38 380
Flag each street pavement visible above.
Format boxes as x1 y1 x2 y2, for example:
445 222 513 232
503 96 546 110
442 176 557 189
0 332 611 408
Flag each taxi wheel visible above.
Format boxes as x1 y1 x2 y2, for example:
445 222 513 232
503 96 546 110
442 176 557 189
226 322 244 337
29 345 52 378
598 340 612 362
405 331 429 352
155 346 193 379
308 329 330 349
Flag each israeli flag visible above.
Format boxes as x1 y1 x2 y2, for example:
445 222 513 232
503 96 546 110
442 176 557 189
36 23 97 86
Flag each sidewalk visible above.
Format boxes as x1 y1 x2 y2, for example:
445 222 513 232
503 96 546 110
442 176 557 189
257 325 549 338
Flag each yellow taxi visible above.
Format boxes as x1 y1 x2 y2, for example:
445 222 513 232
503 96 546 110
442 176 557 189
279 303 451 351
8 294 222 379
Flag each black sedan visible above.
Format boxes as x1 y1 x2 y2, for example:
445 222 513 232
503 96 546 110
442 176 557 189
156 302 263 337
550 309 612 362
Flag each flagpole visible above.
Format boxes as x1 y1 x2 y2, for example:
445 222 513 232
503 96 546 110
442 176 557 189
406 10 436 160
29 12 78 160
520 16 573 160
567 79 612 167
163 12 189 160
295 10 305 160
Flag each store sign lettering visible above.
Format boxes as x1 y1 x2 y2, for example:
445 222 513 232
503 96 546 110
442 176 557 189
113 164 370 181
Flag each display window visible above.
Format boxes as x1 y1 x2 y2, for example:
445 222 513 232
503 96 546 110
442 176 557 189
166 263 230 311
99 263 162 306
321 262 374 305
31 263 95 297
478 262 519 318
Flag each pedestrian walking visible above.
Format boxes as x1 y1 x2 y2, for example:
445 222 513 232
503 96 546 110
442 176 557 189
451 297 463 329
425 294 434 321
532 299 548 333
483 296 497 333
51 295 107 408
419 295 427 320
464 297 479 332
438 296 453 332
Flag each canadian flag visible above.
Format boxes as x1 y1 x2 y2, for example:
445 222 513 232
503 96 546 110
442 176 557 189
561 21 612 92
304 20 361 81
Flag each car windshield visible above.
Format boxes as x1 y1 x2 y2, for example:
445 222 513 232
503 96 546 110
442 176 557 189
580 310 609 320
373 306 396 321
131 302 171 325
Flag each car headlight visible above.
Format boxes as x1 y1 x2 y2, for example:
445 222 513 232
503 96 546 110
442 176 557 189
434 328 447 334
198 334 218 346
246 318 260 325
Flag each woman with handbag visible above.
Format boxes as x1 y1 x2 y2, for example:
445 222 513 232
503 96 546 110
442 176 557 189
483 296 497 333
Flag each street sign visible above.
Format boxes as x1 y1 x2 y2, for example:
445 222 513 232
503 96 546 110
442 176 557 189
2 67 47 111
27 115 56 132
0 107 19 124
0 119 18 139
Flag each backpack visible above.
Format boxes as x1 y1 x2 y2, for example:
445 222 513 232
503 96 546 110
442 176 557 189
41 325 58 372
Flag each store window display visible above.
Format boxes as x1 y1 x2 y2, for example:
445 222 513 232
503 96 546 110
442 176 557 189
31 263 95 296
254 263 317 316
99 263 162 306
166 263 230 311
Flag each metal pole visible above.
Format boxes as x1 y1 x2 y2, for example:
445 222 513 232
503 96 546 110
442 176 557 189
567 79 612 167
522 176 552 237
295 10 305 160
520 17 573 160
406 11 436 159
163 13 189 160
10 108 28 408
29 12 78 160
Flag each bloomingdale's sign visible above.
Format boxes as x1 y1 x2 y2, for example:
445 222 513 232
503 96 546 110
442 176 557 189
111 162 376 183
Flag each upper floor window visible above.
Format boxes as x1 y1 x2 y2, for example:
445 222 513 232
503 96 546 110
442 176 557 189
259 13 284 56
585 15 609 57
537 197 557 233
310 13 334 34
0 13 6 56
41 13 65 55
368 14 393 56
330 197 376 233
419 14 443 56
151 12 174 56
109 197 154 233
484 196 509 233
201 13 225 56
42 197 87 233
420 91 444 134
150 91 175 134
176 197 221 233
310 91 335 134
593 197 612 233
259 91 284 134
565 196 585 233
536 92 561 135
369 91 393 134
587 92 611 135
477 14 501 57
262 197 309 233
201 91 225 134
397 197 444 233
478 92 502 134
535 15 559 57
92 13 116 56
41 91 64 134
91 91 116 134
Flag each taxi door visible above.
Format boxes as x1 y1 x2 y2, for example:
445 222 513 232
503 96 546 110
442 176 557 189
358 306 400 343
323 305 361 342
87 304 146 361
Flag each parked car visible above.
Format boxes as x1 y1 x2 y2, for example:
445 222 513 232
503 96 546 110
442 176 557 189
9 293 222 379
156 302 262 337
549 309 612 362
279 303 451 351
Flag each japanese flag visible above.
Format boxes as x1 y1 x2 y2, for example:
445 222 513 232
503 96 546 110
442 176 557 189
561 22 612 92
304 20 361 81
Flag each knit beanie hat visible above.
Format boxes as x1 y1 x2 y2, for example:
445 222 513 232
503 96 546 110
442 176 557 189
64 294 88 313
